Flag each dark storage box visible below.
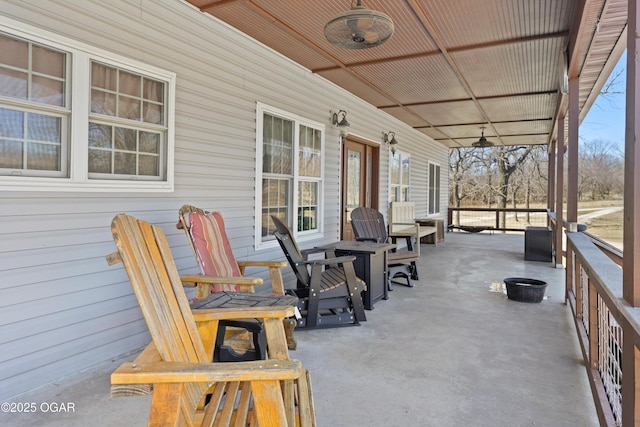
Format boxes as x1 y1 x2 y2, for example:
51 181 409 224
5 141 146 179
524 226 552 262
504 277 548 303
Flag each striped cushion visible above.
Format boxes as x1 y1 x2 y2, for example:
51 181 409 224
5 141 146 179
187 211 241 293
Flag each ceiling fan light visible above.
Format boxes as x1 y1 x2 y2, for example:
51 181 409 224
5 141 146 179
324 1 394 49
351 12 374 31
472 128 494 147
364 31 379 43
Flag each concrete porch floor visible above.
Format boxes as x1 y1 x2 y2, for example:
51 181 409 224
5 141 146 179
2 232 598 426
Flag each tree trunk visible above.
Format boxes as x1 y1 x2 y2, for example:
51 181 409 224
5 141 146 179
526 179 531 223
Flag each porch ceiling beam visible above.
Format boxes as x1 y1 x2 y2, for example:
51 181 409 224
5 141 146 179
434 131 550 141
418 118 553 131
312 32 569 73
379 90 558 110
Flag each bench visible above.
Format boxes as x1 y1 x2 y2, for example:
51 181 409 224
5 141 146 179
388 202 437 256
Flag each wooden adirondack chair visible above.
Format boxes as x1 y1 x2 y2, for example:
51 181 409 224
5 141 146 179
271 215 366 329
177 204 297 359
351 206 419 287
108 214 315 427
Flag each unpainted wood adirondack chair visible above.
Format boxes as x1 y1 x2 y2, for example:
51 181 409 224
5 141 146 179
271 215 366 329
177 204 296 360
350 206 419 287
108 214 315 427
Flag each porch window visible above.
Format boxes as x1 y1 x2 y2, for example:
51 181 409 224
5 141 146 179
88 62 166 180
0 33 68 177
390 151 410 202
256 103 324 248
429 162 441 214
0 20 175 192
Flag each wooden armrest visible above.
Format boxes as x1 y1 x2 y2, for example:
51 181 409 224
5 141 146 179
389 227 418 237
237 261 286 295
110 343 160 397
112 359 304 384
237 260 288 268
192 305 295 321
180 274 262 287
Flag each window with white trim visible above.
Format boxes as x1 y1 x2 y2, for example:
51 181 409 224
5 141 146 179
256 103 324 247
390 151 410 202
428 162 441 214
0 20 175 191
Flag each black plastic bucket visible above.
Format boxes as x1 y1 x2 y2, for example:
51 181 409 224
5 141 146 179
504 277 548 303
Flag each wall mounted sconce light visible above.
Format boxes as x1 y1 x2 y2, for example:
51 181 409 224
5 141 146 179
332 110 350 141
383 131 398 154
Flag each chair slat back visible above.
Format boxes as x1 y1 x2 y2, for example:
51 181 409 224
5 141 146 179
178 204 206 270
178 205 243 293
111 214 207 417
351 207 388 243
271 215 311 287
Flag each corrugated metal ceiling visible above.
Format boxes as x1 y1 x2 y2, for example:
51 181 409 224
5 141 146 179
185 0 627 147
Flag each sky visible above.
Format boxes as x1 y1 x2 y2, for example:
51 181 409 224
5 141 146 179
578 51 627 151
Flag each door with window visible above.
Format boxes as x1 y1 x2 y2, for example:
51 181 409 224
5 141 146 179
341 138 379 240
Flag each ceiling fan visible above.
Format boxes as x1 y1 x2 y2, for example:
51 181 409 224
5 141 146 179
472 127 494 148
324 0 394 49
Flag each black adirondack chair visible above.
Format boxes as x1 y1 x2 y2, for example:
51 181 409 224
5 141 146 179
271 215 367 328
351 206 419 287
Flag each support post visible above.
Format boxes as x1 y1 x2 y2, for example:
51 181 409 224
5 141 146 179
548 139 556 213
567 76 579 224
622 0 640 423
555 118 565 267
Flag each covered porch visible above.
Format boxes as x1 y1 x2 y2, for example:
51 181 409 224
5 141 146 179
3 232 598 426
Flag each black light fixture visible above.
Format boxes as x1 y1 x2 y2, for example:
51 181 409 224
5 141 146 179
332 110 350 140
324 0 394 49
472 127 494 148
383 131 398 154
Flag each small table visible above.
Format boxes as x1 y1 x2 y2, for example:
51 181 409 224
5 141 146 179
190 291 300 358
319 241 395 310
190 291 299 310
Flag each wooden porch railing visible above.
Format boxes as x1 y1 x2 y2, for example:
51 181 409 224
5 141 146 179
549 214 638 427
448 207 549 232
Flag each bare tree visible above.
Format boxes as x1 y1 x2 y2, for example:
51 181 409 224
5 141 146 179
578 139 624 200
449 147 484 225
494 145 535 227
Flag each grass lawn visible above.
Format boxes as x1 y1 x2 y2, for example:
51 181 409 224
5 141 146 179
583 209 624 246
